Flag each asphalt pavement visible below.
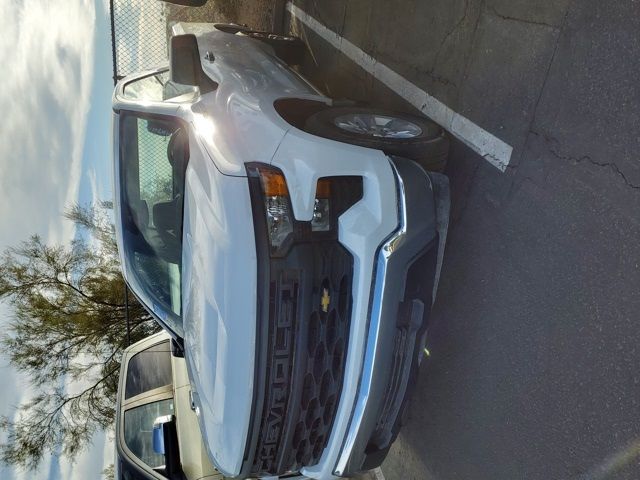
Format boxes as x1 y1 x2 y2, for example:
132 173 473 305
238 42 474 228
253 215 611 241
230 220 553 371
273 1 640 479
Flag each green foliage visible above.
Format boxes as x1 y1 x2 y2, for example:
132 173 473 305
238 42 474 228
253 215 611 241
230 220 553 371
0 203 158 469
102 463 115 479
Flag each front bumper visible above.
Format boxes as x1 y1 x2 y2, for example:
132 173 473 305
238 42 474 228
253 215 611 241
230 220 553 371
270 127 449 479
334 156 450 476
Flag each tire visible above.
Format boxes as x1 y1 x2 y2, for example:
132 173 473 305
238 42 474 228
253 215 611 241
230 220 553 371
159 0 207 5
242 31 306 66
304 107 450 172
213 23 251 34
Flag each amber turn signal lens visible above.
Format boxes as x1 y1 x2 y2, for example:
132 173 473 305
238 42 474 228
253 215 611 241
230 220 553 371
259 169 289 196
316 178 331 199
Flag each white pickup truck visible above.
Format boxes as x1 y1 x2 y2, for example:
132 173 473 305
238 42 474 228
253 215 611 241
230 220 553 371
112 23 449 480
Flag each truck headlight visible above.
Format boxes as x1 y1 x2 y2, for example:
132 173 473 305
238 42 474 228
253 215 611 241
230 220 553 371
256 167 294 255
311 179 331 232
248 165 339 257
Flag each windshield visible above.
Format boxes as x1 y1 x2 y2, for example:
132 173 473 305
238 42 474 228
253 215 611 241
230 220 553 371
119 112 189 337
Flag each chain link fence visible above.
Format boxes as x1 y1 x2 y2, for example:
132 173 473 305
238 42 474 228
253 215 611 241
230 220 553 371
137 119 174 206
109 0 218 84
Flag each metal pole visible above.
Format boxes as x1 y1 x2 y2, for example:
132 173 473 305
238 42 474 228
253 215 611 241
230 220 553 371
124 285 131 346
109 0 119 85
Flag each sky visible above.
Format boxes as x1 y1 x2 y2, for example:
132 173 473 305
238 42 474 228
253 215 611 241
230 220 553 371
0 0 117 478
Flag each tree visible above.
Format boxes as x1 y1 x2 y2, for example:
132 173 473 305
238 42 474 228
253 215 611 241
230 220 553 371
0 203 158 469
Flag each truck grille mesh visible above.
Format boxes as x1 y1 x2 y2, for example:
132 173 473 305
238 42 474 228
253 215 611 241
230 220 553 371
251 244 353 476
287 271 351 469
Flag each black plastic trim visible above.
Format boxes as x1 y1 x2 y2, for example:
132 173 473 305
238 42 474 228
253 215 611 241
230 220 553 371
240 171 272 477
339 156 444 475
273 98 330 131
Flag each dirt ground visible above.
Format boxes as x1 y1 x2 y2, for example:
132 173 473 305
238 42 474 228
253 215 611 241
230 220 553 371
166 0 278 30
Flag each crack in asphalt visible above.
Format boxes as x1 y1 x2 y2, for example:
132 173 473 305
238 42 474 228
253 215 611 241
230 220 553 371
414 0 471 90
487 6 558 29
427 71 458 88
413 66 459 88
433 0 471 68
530 130 640 190
518 1 572 166
457 0 486 104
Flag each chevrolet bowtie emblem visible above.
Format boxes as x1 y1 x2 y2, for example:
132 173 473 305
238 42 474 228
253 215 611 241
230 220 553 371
321 288 330 313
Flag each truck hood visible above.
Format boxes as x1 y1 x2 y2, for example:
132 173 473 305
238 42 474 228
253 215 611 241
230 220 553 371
181 136 257 477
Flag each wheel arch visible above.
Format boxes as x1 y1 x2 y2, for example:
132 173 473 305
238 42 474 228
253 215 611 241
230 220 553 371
273 97 333 131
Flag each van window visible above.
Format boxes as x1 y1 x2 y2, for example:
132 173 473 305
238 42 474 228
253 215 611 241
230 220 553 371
125 341 172 399
124 398 174 469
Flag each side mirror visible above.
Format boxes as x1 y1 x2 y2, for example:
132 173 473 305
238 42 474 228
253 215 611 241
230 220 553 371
170 34 217 94
152 415 183 479
170 338 185 358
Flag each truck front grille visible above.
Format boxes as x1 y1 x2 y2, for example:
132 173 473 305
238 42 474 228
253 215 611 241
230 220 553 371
287 270 351 468
250 243 353 476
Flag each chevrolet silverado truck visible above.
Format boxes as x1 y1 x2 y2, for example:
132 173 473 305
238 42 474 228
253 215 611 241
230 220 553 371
112 23 450 480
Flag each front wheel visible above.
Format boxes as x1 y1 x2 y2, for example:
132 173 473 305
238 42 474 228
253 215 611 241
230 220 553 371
304 107 449 172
